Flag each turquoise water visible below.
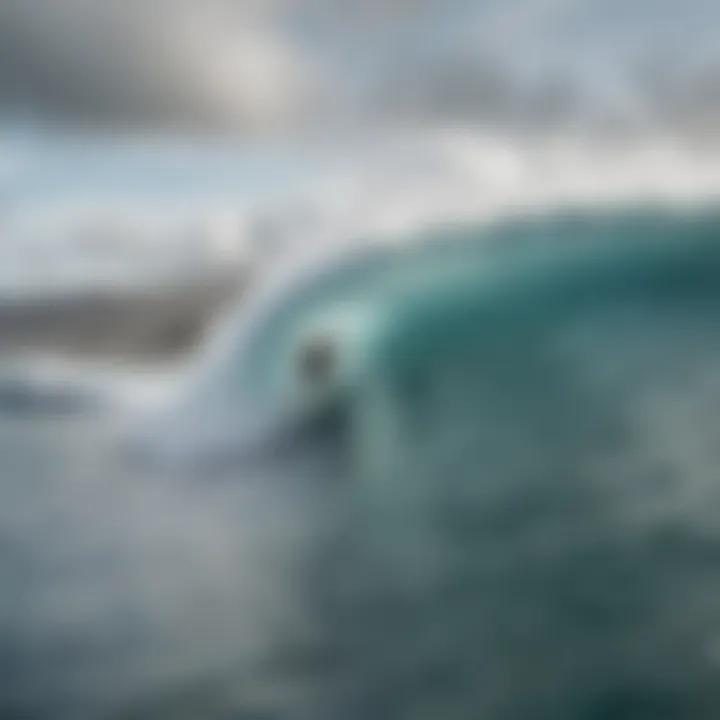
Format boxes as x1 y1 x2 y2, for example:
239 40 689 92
6 207 720 717
328 211 720 719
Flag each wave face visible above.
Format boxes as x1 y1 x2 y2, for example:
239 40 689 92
261 208 720 719
8 208 720 719
143 206 720 717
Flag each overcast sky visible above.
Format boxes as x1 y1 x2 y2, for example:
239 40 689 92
0 0 717 136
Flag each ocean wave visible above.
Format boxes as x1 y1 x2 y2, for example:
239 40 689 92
126 204 720 718
153 204 720 467
7 205 720 717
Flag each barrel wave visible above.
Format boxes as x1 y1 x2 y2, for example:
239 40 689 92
270 208 720 719
159 206 720 717
7 208 720 719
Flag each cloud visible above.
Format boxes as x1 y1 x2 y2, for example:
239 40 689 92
0 0 718 136
0 0 312 131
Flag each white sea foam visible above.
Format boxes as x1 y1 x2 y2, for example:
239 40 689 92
4 128 720 295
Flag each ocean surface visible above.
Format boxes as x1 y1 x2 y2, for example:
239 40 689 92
4 207 720 717
6 0 720 716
